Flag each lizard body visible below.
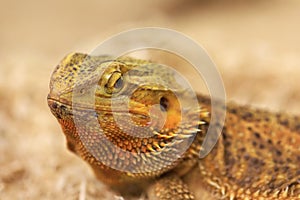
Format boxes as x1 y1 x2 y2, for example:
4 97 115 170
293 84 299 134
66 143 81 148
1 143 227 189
48 53 300 199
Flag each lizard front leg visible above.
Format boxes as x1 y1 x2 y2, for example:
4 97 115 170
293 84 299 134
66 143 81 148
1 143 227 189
147 175 195 200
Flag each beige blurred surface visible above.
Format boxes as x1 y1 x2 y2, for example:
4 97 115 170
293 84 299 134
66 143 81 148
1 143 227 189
0 0 300 199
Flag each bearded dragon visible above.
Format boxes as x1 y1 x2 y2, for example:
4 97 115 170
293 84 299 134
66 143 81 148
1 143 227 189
47 53 300 200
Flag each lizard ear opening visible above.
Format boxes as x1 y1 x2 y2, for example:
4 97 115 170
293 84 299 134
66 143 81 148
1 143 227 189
160 97 169 112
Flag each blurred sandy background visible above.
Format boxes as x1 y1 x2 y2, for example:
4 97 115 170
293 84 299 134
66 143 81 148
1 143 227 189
0 0 300 199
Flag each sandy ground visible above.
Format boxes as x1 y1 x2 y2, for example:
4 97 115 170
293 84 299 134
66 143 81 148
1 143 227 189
0 0 300 199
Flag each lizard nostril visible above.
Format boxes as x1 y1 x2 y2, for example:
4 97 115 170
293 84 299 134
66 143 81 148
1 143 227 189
159 97 169 112
60 105 67 111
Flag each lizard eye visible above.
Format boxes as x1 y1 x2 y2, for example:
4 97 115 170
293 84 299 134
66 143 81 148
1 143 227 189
105 72 124 94
114 77 124 90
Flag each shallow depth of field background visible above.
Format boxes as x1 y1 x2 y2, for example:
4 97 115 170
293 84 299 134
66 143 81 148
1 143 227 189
0 0 300 199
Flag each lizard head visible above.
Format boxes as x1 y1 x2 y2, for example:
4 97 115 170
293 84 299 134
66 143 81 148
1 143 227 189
48 53 204 189
48 53 185 129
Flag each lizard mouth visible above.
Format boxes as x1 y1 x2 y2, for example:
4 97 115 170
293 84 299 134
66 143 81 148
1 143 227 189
47 96 159 129
47 94 152 119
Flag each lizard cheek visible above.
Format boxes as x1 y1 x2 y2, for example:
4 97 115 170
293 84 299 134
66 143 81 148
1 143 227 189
148 104 167 130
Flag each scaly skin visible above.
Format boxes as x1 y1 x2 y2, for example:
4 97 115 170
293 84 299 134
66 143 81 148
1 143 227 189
48 53 300 200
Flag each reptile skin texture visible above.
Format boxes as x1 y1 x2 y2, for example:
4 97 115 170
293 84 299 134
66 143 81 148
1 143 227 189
48 53 300 200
